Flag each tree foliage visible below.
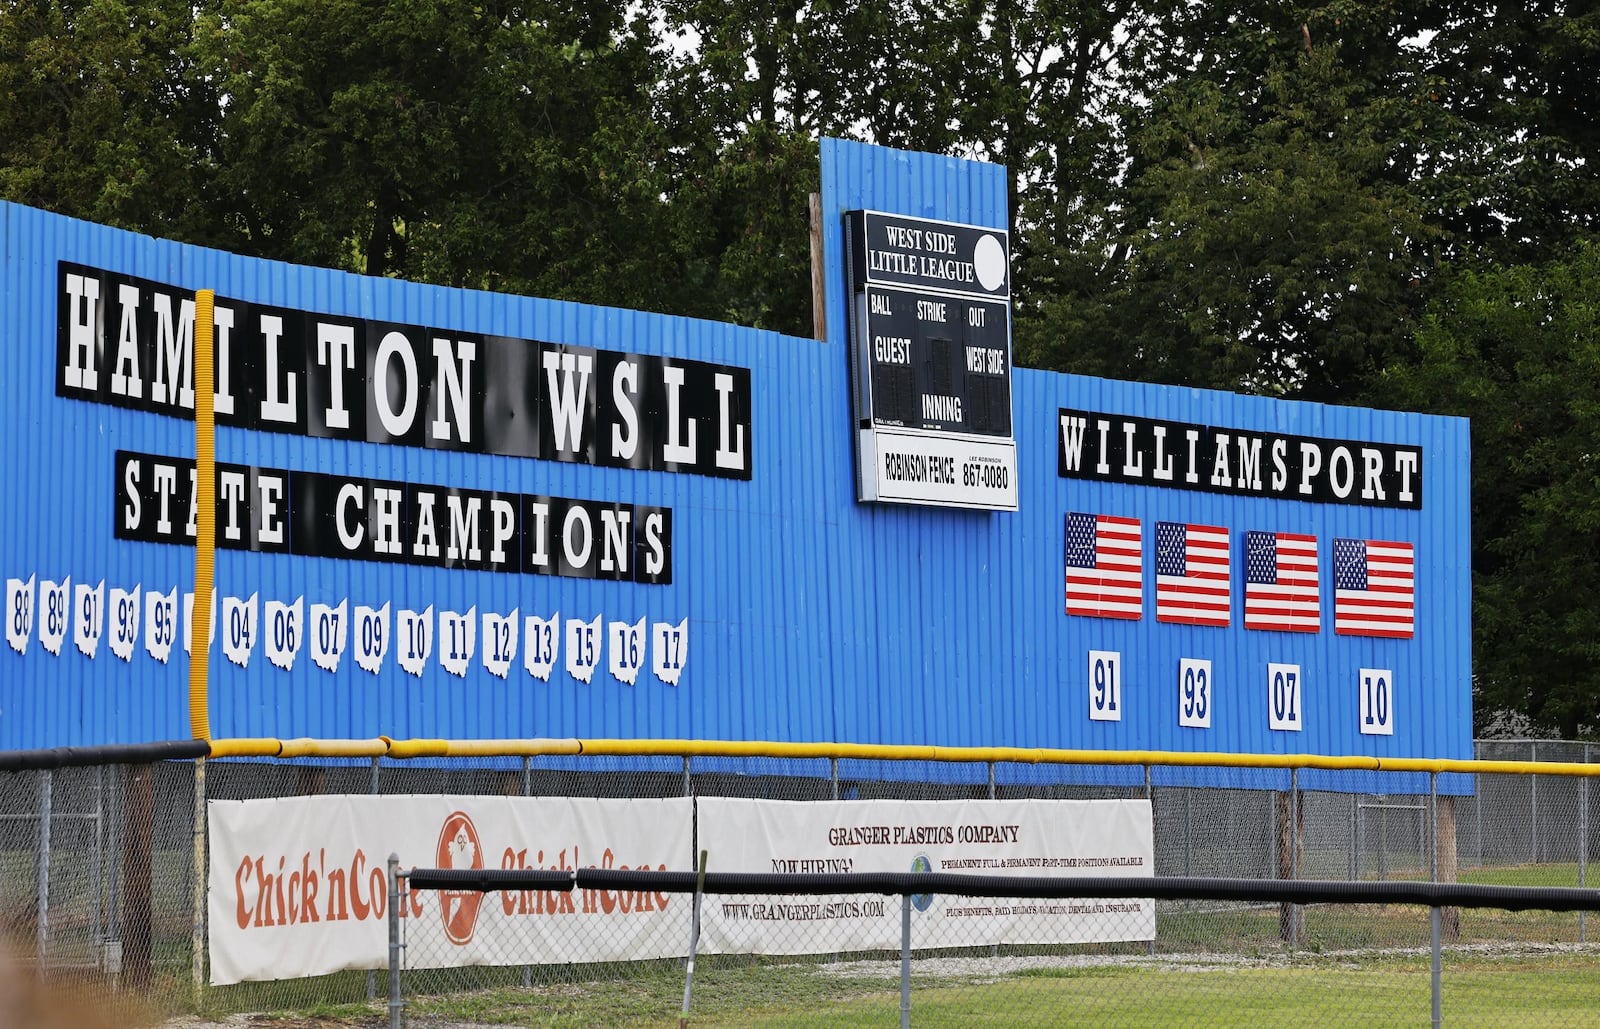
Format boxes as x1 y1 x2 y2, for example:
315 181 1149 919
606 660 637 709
1419 1 1600 262
1384 243 1600 736
1020 33 1438 401
0 0 218 241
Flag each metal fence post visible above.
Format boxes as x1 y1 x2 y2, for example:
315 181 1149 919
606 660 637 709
1286 768 1300 945
1581 745 1589 944
987 761 1002 957
1431 903 1443 1029
36 768 52 974
1145 765 1155 956
831 757 839 801
522 756 533 989
1475 788 1483 870
681 849 708 1028
1530 742 1539 864
1267 789 1277 885
106 765 125 983
388 855 403 1029
90 764 105 978
1379 796 1389 881
192 757 207 1007
1348 793 1358 880
1183 788 1192 881
368 757 380 1003
900 894 912 1029
1418 793 1427 877
1356 794 1366 880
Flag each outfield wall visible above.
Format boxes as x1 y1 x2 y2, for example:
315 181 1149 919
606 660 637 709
0 140 1469 764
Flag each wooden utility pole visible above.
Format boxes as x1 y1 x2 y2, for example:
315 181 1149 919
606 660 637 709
809 193 827 341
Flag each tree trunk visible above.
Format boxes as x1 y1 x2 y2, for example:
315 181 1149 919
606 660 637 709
1277 790 1304 944
1437 795 1460 943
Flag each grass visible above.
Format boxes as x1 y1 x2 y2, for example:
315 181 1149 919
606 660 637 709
387 949 1600 1027
94 861 1600 1025
1461 861 1590 887
383 870 1600 1027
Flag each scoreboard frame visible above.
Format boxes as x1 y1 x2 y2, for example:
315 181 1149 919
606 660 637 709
844 210 1018 511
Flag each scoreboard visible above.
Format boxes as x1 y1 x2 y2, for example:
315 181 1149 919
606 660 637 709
845 211 1017 511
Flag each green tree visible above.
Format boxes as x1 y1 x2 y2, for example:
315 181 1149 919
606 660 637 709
1018 7 1439 402
1384 240 1600 736
0 0 220 243
947 0 1199 384
195 0 677 292
388 3 705 316
650 0 954 335
651 0 1198 336
1418 1 1600 263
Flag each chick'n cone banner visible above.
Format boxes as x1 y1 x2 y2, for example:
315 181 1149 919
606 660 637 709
208 794 692 984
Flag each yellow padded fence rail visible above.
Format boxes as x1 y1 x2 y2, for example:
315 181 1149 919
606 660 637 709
203 736 1600 778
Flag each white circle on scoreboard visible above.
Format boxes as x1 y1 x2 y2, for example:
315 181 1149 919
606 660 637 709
973 234 1007 292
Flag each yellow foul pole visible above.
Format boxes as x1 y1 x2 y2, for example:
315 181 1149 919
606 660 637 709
189 289 216 742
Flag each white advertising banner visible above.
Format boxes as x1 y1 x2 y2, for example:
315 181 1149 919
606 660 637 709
696 797 1153 954
208 794 693 985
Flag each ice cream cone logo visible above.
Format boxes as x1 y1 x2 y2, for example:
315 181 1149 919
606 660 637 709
436 811 485 945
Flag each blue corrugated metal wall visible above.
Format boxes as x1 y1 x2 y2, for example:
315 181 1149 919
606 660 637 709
0 140 1470 776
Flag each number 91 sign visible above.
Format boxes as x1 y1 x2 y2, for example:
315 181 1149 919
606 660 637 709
1088 650 1121 722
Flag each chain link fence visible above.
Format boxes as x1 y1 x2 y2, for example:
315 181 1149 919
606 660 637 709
0 740 1597 1024
397 869 1600 1028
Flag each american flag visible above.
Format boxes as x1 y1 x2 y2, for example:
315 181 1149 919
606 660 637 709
1243 530 1320 633
1155 521 1230 627
1334 538 1415 638
1064 513 1142 619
